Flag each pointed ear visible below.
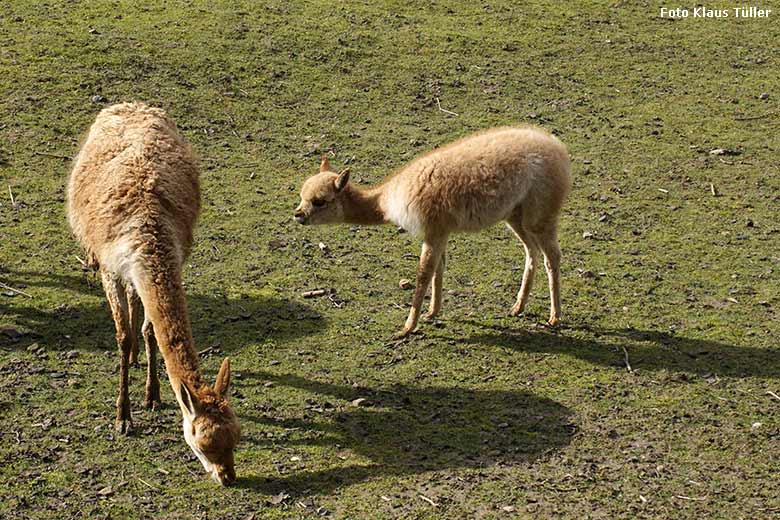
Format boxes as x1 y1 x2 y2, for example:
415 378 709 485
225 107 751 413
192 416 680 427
179 380 202 418
319 154 330 172
214 357 231 399
334 167 351 192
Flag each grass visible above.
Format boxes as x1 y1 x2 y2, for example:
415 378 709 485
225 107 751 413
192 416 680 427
1 1 779 518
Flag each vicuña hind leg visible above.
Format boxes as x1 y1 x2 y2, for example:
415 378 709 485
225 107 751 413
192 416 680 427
536 226 563 326
424 250 446 320
126 285 141 367
142 317 161 409
506 217 540 317
101 270 133 434
396 236 447 338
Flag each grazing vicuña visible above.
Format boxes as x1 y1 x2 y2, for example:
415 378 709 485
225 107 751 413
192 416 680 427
67 102 240 485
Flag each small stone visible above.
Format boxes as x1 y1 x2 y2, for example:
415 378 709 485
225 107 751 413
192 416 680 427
1 327 23 340
350 397 371 407
97 486 113 496
582 230 594 239
399 279 413 290
759 92 769 100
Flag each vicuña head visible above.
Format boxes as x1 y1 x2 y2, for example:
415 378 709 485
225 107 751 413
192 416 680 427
294 155 352 225
178 358 240 485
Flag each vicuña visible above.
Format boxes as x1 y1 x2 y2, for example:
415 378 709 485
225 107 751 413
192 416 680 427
67 102 240 485
294 126 572 337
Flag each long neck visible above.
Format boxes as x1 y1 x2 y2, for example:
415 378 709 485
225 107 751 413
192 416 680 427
133 262 203 391
342 184 386 225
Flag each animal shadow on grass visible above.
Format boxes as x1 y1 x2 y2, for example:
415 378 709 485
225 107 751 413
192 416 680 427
0 269 324 353
462 321 780 379
236 371 574 495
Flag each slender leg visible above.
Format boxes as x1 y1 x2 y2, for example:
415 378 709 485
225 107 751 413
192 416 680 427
126 285 141 367
100 270 133 434
142 318 161 409
506 217 541 317
396 236 448 338
536 228 563 326
424 250 446 320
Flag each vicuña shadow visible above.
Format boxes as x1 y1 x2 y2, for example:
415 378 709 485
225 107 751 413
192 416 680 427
462 320 780 379
0 269 323 352
236 370 574 495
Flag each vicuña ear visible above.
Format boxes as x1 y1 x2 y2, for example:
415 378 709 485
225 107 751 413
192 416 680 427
179 380 202 418
320 154 330 172
334 167 351 192
214 357 231 399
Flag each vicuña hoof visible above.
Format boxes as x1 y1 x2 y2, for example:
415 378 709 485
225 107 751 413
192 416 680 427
510 303 525 317
393 328 414 340
144 397 162 410
547 316 560 327
115 418 133 435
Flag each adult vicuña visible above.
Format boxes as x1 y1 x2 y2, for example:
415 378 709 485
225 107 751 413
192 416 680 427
294 126 571 338
67 102 240 485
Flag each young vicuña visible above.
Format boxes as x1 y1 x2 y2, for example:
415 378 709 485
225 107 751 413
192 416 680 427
294 126 571 338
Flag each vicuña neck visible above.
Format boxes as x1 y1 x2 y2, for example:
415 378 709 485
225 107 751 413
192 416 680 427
136 267 204 391
342 185 386 226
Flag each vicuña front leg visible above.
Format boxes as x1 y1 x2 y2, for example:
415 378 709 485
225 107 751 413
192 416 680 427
101 270 133 434
397 237 447 338
424 251 446 320
142 318 161 409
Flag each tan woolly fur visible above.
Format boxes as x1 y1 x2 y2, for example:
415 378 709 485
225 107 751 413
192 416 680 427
295 126 572 338
67 102 240 485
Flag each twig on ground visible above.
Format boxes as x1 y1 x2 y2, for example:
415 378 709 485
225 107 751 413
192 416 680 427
0 281 33 298
419 494 438 507
435 97 459 117
621 345 632 372
138 478 157 490
734 110 778 121
327 293 342 308
8 185 16 208
33 151 72 160
74 255 88 268
675 495 707 501
766 390 780 402
198 346 216 357
302 289 328 299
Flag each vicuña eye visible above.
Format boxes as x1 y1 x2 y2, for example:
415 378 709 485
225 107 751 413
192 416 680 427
312 199 326 207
